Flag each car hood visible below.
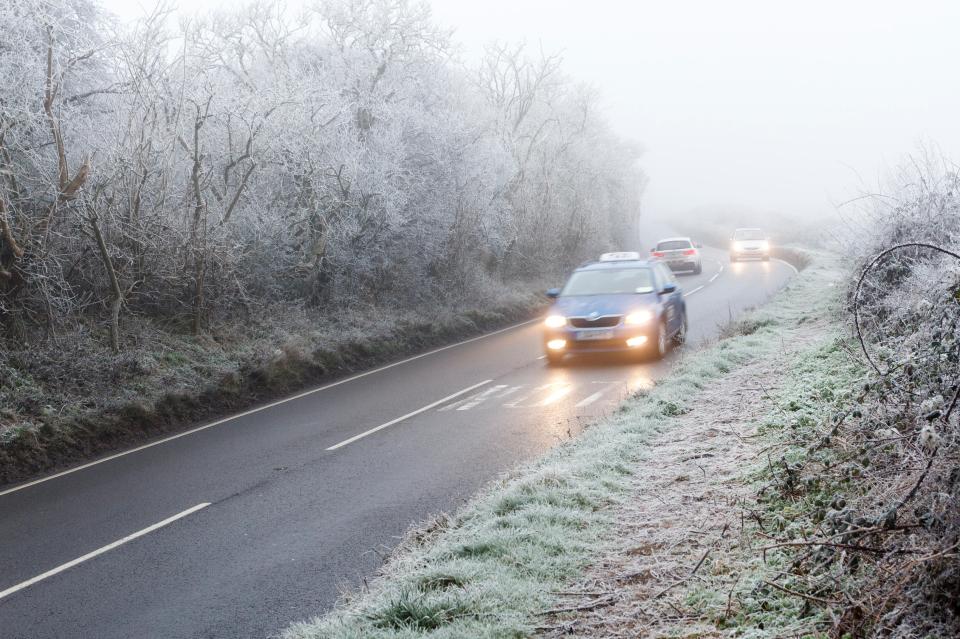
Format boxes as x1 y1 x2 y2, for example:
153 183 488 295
550 293 658 317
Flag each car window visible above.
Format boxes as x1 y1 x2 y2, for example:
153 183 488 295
733 229 765 241
655 263 676 287
561 267 655 296
657 239 692 250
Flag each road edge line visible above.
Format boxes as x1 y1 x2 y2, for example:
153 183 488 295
773 257 800 275
0 321 537 498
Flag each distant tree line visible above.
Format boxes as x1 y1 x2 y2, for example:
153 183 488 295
0 0 644 350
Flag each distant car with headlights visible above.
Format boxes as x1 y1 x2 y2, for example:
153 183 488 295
542 252 687 365
730 228 771 262
650 237 702 274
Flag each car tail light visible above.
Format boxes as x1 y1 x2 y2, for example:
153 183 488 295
652 251 665 257
683 249 696 255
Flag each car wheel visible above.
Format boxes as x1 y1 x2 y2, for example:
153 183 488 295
650 320 668 360
545 351 564 366
673 313 688 346
694 263 702 275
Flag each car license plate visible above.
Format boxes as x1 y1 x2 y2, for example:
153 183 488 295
576 330 614 341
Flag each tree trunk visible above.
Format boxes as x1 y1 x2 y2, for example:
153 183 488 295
89 212 123 352
192 247 205 335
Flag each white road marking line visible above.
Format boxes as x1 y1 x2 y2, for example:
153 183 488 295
575 390 606 407
437 394 475 412
0 502 210 601
773 258 800 275
574 381 621 408
456 385 509 411
504 384 551 408
536 355 546 360
438 385 510 412
0 319 538 498
496 385 524 400
537 384 574 407
710 260 724 281
683 260 722 298
326 380 493 450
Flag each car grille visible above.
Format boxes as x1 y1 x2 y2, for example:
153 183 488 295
569 316 620 328
568 338 625 351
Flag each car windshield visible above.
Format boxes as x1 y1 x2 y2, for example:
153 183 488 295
733 229 765 241
657 240 691 250
562 267 655 296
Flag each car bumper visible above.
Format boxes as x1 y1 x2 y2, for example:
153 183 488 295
543 325 656 354
731 248 770 259
665 259 698 271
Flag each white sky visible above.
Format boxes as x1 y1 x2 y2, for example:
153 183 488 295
101 0 960 222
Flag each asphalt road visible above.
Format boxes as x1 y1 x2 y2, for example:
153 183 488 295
0 248 795 639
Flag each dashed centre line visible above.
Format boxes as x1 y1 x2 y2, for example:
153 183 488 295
456 385 509 411
504 384 552 408
326 380 492 450
536 383 574 407
574 381 622 407
495 386 525 401
0 502 210 602
443 381 632 411
684 260 724 298
709 261 724 282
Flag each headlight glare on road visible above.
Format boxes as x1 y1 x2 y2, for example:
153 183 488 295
547 339 567 350
544 315 566 328
625 310 654 325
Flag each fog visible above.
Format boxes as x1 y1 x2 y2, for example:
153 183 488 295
104 0 960 227
431 0 960 222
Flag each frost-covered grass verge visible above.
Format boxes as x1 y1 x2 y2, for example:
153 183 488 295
282 252 839 639
670 333 865 639
715 160 960 638
687 273 957 636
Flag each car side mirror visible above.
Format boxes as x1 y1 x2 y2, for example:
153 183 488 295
546 288 561 299
661 283 677 294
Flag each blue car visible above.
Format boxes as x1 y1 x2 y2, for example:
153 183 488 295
542 252 687 364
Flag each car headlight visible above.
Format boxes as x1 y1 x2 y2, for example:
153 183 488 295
733 241 745 251
760 240 770 250
544 315 567 328
625 310 654 325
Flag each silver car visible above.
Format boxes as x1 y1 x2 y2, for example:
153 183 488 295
651 237 703 274
730 228 771 262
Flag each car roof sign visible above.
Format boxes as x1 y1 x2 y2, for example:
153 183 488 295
598 251 641 262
